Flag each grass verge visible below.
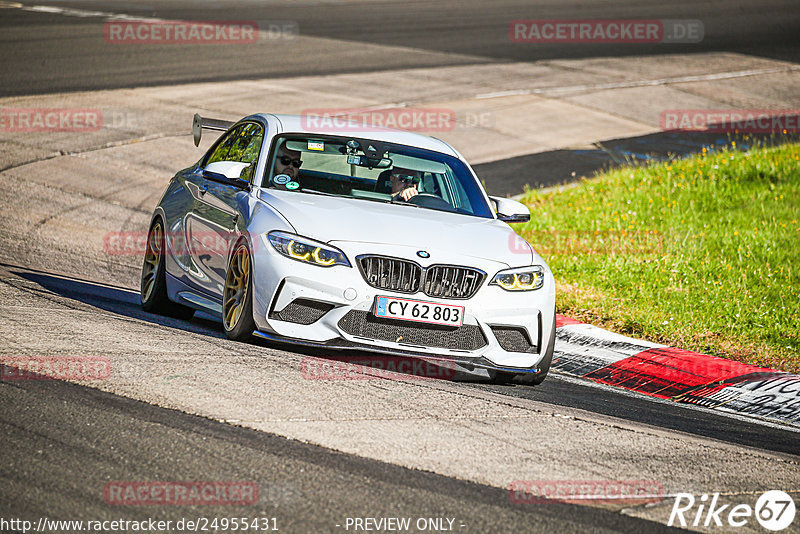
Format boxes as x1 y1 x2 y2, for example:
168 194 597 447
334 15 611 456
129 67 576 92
517 141 800 373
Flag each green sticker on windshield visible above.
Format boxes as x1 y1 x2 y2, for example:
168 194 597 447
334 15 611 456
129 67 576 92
286 181 299 190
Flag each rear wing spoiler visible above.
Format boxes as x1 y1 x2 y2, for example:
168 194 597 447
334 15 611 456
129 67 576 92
192 113 235 147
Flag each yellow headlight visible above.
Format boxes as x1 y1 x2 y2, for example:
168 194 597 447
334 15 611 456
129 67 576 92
312 247 335 266
493 269 543 291
267 231 351 268
287 240 310 260
496 274 518 290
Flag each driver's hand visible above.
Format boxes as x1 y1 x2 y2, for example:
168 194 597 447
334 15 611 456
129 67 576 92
398 186 418 201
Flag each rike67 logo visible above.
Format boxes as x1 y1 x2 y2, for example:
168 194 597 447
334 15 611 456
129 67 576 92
669 490 796 531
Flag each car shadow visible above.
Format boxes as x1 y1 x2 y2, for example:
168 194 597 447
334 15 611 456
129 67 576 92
8 264 473 383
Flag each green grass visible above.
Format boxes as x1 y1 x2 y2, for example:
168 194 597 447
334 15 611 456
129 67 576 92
517 141 800 373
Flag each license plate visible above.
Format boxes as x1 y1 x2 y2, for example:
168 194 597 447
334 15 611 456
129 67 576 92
373 296 464 327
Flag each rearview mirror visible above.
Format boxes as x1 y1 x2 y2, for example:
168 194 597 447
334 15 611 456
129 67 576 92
490 196 530 223
347 154 393 169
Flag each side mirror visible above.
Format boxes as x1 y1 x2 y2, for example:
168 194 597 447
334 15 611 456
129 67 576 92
490 196 530 223
203 161 251 189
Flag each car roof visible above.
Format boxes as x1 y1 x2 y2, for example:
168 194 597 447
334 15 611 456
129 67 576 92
254 113 460 158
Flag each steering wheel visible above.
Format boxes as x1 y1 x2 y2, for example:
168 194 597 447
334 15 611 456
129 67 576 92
405 193 456 211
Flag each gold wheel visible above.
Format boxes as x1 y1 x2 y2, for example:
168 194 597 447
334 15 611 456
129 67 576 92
223 244 250 331
141 222 163 303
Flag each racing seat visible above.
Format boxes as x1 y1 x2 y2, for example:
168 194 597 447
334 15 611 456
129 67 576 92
375 169 392 194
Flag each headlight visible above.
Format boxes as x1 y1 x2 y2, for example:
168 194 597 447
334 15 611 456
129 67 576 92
490 266 544 291
266 231 350 267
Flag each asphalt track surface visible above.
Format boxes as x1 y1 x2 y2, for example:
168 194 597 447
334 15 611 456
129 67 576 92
2 0 799 96
1 264 798 532
3 0 798 194
8 264 800 458
2 1 800 532
474 130 800 195
2 362 677 534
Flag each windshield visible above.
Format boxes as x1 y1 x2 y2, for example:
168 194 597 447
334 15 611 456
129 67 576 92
262 134 493 218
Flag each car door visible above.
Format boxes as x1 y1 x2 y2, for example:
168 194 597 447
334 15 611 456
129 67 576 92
187 122 264 298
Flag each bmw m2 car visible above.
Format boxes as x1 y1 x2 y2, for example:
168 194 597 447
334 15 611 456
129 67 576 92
140 113 556 383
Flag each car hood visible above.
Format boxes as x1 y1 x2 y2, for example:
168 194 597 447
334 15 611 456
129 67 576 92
257 189 534 267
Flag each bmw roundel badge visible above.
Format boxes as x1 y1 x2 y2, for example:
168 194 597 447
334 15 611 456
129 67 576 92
416 250 430 258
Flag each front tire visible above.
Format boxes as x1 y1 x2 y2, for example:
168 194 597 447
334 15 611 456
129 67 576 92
223 241 256 341
140 218 194 320
527 314 555 385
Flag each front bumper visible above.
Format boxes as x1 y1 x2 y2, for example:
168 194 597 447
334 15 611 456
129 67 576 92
251 239 556 371
252 330 543 380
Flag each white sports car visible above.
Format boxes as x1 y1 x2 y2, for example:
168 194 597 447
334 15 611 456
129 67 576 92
140 113 556 383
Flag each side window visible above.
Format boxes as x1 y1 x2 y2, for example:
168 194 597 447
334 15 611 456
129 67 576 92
227 124 262 162
206 125 243 165
205 123 264 182
443 172 470 211
420 172 442 197
229 124 263 182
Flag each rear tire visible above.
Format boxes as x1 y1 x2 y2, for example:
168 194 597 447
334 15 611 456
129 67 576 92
222 240 256 341
140 218 195 320
490 312 556 386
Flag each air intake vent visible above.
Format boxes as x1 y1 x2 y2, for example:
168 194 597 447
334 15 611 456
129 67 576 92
423 265 485 300
490 326 536 353
358 256 422 294
270 298 335 325
338 311 488 351
357 255 485 300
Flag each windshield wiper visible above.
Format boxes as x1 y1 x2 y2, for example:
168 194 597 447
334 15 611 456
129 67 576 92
295 187 420 208
390 197 420 208
299 188 338 197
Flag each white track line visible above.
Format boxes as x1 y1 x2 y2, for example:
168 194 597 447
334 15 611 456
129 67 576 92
476 65 800 99
551 372 800 433
2 1 162 21
9 0 798 104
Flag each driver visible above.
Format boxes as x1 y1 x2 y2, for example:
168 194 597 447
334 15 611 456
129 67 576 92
389 167 420 201
274 142 303 180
